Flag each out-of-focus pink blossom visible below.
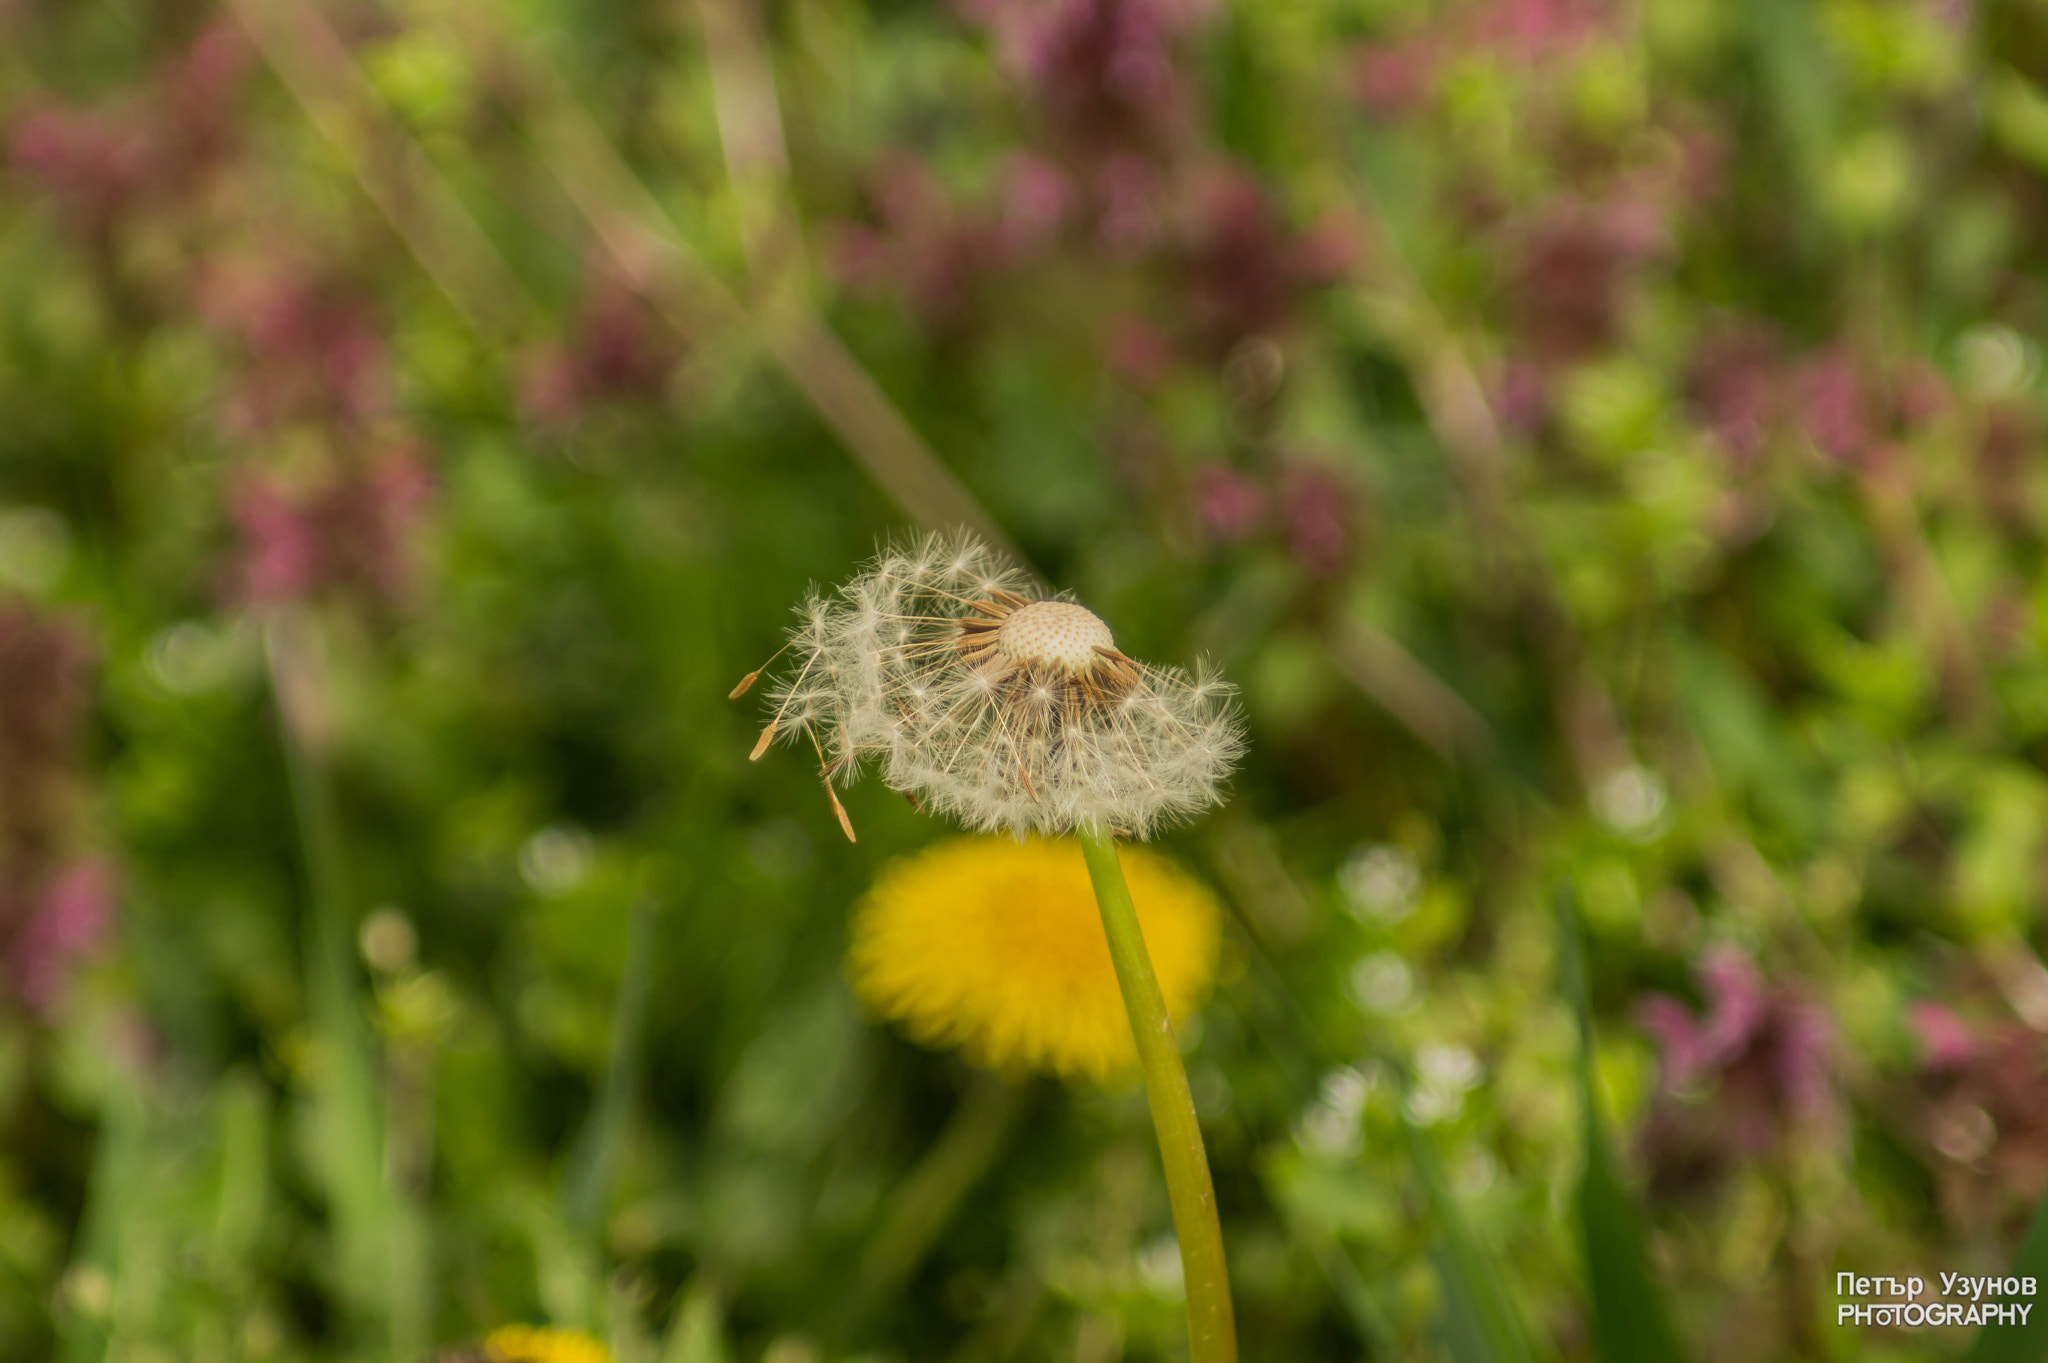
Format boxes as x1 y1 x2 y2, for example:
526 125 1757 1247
1176 167 1347 359
160 22 252 172
1471 0 1607 60
1794 350 1876 465
1193 465 1268 543
0 602 90 863
11 859 115 1014
1281 465 1354 576
1644 948 1831 1114
232 477 322 603
522 266 681 424
0 603 89 786
1349 36 1439 118
1979 403 2034 529
8 107 152 230
571 283 673 402
972 0 1210 164
1792 350 1952 471
8 23 248 232
1345 0 1604 126
1495 359 1550 435
1914 1001 1980 1072
230 448 431 608
1002 153 1076 251
1910 1007 2048 1228
199 259 389 431
0 605 100 1017
1637 946 1835 1193
1510 200 1664 363
1093 153 1166 254
1191 461 1354 569
1688 324 1785 464
835 159 1008 328
1108 315 1174 386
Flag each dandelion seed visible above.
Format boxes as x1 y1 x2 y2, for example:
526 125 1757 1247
847 836 1220 1084
738 532 1244 840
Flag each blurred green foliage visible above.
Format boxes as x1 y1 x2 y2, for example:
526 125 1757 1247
8 0 2048 1359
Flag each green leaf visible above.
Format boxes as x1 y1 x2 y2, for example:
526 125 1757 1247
663 1279 734 1363
1557 889 1688 1363
1393 1078 1533 1363
1961 1193 2048 1363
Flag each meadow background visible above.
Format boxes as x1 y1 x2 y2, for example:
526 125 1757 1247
5 0 2048 1358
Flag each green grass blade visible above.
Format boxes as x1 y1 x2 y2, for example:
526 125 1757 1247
663 1279 734 1363
563 892 661 1235
1961 1192 2048 1363
1557 888 1687 1363
1390 1072 1533 1363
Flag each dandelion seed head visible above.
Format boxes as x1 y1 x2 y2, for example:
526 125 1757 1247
747 532 1243 838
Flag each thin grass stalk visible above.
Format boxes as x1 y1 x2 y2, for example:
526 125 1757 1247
1078 830 1236 1363
265 615 414 1357
563 892 659 1236
838 1075 1024 1341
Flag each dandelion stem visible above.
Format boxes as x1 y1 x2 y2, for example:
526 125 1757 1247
1078 830 1236 1363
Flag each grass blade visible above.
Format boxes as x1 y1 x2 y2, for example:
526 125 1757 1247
563 893 661 1236
1962 1191 2048 1363
1557 888 1687 1363
1395 1090 1534 1363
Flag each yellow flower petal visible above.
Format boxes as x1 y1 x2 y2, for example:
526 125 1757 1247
847 837 1221 1084
483 1325 612 1363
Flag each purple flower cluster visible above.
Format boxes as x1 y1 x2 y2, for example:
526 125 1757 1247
1347 0 1608 122
199 256 392 434
1193 462 1356 576
0 603 111 1015
948 0 1212 258
846 0 1343 357
970 0 1207 166
1686 324 1787 466
1910 1002 2048 1231
835 3 1357 577
1637 947 1834 1195
1509 198 1667 366
229 448 431 607
1174 167 1352 362
521 258 685 424
14 23 437 616
1685 333 1957 476
835 159 1015 329
8 21 248 237
196 255 432 610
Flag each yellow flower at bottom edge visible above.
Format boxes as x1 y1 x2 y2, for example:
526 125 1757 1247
479 1325 611 1363
847 836 1221 1085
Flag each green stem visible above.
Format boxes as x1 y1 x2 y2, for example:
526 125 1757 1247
563 893 659 1236
1078 830 1237 1363
839 1075 1024 1340
265 615 410 1358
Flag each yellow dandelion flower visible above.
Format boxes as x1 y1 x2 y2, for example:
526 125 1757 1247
848 837 1221 1084
480 1325 612 1363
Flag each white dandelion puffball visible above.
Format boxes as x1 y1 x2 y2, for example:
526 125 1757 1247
742 533 1245 841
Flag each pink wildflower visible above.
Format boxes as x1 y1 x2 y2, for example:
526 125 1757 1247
12 859 115 1014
